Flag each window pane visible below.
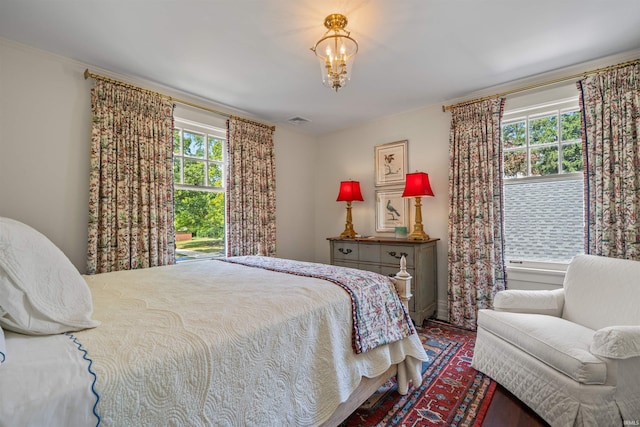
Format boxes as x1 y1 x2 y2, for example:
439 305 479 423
503 122 526 149
504 179 584 263
173 129 181 154
184 159 205 186
504 150 527 178
529 114 558 145
173 158 182 184
174 190 226 259
207 163 223 187
562 142 583 173
561 110 581 142
208 136 224 161
531 146 558 176
183 131 205 158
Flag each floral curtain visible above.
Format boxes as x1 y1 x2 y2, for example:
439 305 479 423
448 98 507 329
87 80 176 274
226 118 276 256
578 62 640 260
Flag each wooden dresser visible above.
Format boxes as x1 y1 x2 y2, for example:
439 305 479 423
327 236 439 324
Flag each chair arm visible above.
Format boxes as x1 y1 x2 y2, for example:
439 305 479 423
493 288 565 317
590 325 640 359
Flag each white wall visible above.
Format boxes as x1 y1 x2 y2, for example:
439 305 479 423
313 106 451 318
0 40 93 271
274 126 317 261
0 39 316 272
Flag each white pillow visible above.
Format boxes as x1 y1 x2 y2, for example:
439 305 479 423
0 217 99 335
0 326 5 364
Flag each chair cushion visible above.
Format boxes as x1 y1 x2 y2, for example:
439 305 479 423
478 309 607 384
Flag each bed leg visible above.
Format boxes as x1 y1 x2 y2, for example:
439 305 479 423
396 361 409 395
393 255 412 313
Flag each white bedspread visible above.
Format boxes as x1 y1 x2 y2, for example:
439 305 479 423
0 260 428 426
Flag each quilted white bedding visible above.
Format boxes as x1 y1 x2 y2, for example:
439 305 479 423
0 259 427 427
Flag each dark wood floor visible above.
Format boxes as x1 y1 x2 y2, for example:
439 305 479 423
482 384 550 427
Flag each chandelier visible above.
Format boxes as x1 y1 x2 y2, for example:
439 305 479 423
311 13 359 92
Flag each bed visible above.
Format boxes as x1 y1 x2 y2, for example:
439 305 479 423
0 217 428 427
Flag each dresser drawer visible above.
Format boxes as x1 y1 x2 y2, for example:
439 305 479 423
358 243 380 263
356 263 381 274
380 245 415 267
332 242 358 261
329 236 438 325
380 266 415 281
333 260 358 270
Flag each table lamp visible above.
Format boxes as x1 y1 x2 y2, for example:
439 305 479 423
402 172 434 240
336 180 364 238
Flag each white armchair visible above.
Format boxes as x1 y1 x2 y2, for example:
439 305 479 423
472 254 640 426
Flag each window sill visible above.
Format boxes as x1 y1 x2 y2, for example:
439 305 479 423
506 264 566 289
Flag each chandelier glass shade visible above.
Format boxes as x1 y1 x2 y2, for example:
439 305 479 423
311 14 358 92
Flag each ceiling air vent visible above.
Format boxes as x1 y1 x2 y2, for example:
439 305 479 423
286 116 311 125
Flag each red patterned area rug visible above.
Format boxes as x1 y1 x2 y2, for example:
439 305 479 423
341 320 496 427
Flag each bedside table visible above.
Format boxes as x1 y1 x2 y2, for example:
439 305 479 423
327 236 439 324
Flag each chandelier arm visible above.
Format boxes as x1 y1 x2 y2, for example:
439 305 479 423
311 35 359 56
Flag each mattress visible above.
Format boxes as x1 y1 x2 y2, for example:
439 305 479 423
0 258 428 426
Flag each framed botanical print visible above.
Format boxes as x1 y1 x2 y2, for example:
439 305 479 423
374 140 407 186
375 189 409 232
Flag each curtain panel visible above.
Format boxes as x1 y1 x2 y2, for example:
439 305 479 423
578 62 640 260
448 98 507 329
87 80 176 274
226 118 276 256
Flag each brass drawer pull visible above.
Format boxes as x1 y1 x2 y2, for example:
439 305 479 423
338 248 353 255
387 251 408 259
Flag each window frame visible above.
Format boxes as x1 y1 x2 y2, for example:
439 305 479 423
502 97 582 179
501 96 584 268
173 118 227 193
173 117 228 262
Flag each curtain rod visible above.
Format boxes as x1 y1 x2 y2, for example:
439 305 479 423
442 57 640 112
84 69 276 131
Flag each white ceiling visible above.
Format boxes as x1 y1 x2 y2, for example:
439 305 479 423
1 0 640 136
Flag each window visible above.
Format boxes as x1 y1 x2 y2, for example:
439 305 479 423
502 97 584 265
173 118 227 261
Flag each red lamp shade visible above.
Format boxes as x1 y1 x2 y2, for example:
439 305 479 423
336 181 364 202
402 172 434 198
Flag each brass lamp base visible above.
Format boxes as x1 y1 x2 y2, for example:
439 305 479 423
339 201 358 238
408 196 430 240
340 227 357 239
407 227 430 241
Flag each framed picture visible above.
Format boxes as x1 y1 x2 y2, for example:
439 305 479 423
376 189 409 232
374 140 407 186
